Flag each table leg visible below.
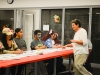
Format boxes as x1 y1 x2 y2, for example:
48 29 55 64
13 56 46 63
54 58 56 75
25 65 26 75
34 62 37 75
5 68 10 75
69 54 73 75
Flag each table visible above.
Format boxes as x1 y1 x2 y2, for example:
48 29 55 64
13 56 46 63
0 49 73 75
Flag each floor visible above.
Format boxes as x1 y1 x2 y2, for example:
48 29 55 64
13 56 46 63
22 59 100 75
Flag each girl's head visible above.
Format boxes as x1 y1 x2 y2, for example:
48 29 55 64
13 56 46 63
2 28 13 49
49 30 58 40
42 29 59 44
2 28 13 40
14 28 23 38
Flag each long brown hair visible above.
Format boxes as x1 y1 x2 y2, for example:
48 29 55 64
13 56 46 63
42 30 60 44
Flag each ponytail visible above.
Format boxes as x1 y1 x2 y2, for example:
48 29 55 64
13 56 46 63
13 33 16 38
14 28 22 38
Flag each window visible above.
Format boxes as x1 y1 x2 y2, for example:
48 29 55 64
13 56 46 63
41 9 62 42
0 10 14 40
64 8 89 45
91 8 100 63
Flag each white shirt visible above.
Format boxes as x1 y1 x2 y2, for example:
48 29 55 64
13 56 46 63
88 39 92 50
72 28 89 55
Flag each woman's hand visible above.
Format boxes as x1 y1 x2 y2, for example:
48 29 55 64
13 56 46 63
62 46 67 49
13 50 23 54
70 39 77 43
57 44 63 48
54 44 63 48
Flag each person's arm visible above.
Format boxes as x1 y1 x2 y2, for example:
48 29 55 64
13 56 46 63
36 41 47 49
3 48 22 54
12 40 23 54
88 39 92 52
53 44 62 48
66 44 73 47
70 29 87 45
0 41 22 54
70 40 83 45
35 45 47 50
31 40 46 50
63 43 73 48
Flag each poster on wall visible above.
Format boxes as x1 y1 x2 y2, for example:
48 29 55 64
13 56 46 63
43 25 49 31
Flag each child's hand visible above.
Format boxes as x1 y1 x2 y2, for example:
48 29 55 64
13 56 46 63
13 50 23 54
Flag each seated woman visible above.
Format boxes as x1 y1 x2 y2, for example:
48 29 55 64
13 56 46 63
42 29 66 75
13 28 27 75
0 28 23 75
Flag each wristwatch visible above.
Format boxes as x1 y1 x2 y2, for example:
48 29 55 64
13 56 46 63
7 0 14 4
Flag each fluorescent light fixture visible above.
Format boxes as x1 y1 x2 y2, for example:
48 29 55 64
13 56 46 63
96 13 100 14
25 14 33 15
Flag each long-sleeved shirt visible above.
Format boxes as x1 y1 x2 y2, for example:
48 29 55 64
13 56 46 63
72 28 89 55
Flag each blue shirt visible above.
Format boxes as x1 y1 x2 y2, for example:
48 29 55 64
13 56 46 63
44 38 53 48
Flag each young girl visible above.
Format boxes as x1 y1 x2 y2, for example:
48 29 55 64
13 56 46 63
13 28 27 75
0 28 23 75
14 28 27 51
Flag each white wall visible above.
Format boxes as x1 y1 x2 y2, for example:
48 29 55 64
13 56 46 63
0 0 100 8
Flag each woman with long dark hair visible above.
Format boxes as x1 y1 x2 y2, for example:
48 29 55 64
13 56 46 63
42 29 61 48
42 29 66 75
0 28 23 75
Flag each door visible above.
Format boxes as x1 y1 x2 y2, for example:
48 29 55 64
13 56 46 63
22 10 34 50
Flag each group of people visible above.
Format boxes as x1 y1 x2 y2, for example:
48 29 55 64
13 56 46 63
0 28 27 75
31 29 66 75
0 19 93 75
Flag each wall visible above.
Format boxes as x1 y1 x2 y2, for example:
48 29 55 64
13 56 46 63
0 0 100 8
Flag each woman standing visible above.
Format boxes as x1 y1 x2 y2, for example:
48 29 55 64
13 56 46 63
0 28 23 75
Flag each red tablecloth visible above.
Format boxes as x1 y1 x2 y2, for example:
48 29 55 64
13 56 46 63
0 50 73 68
